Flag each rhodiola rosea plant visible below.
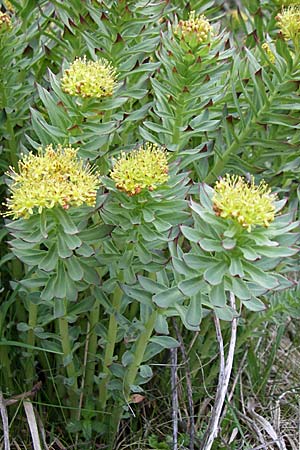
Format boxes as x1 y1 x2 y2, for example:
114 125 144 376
1 1 300 449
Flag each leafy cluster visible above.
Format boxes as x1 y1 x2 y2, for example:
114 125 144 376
1 0 300 448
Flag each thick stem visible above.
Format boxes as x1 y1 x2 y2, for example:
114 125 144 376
58 312 78 391
85 301 100 398
124 310 157 401
0 347 13 393
99 284 123 410
200 293 237 450
25 301 38 385
171 347 178 450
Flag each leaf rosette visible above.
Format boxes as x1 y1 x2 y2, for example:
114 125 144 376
176 179 299 319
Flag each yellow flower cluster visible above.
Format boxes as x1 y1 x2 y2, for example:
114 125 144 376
213 175 276 232
0 11 12 31
5 145 100 219
110 143 169 196
262 43 275 63
174 11 212 46
61 56 117 99
276 6 300 42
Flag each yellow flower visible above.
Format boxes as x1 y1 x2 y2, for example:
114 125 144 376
276 6 300 42
262 42 275 63
3 1 14 12
61 56 117 99
110 143 169 195
4 144 100 219
174 11 213 47
0 12 12 31
213 175 276 232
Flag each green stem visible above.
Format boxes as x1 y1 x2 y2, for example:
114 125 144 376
124 310 157 401
6 115 18 167
58 311 78 391
99 284 123 410
25 301 38 385
172 93 184 154
0 347 13 392
85 301 100 399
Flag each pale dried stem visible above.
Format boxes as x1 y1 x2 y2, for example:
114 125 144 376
0 392 10 450
173 319 195 450
200 292 237 450
171 347 178 450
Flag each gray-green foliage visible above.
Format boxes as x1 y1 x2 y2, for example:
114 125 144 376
1 0 300 448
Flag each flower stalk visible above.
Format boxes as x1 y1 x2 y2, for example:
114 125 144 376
124 309 157 401
58 309 78 390
85 300 100 398
25 300 38 385
99 284 123 410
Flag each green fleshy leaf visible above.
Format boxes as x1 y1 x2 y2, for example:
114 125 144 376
13 249 46 266
214 306 236 321
121 285 152 306
62 232 82 250
150 336 179 349
153 218 172 232
242 297 266 311
240 247 260 261
155 314 169 335
204 261 228 285
54 264 67 299
186 295 202 327
153 287 184 308
178 276 204 297
210 283 226 307
183 253 212 270
68 297 96 315
78 224 113 243
57 233 73 258
80 262 100 285
199 238 223 252
38 244 58 272
64 256 84 281
76 243 94 257
172 256 195 276
41 275 57 301
175 304 200 331
54 298 66 318
243 261 279 289
231 277 251 300
253 245 297 258
222 238 236 250
229 257 244 277
136 242 152 264
180 226 202 243
52 208 78 235
138 276 166 294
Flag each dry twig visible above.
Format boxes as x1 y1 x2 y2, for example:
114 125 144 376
200 292 238 450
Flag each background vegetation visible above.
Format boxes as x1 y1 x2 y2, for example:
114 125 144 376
1 0 300 449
